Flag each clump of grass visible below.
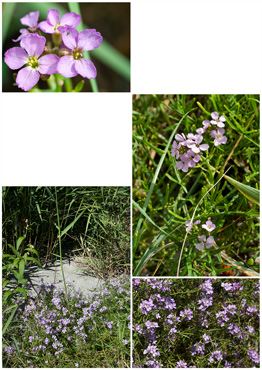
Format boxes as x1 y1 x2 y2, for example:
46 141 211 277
3 186 130 278
3 276 130 368
133 95 259 276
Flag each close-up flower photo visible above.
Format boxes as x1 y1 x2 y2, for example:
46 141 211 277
133 95 260 277
2 2 130 92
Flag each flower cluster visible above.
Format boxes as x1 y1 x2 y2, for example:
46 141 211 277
185 218 216 250
133 278 260 368
3 275 130 367
171 112 228 172
4 9 103 91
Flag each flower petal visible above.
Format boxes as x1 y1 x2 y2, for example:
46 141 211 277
4 47 28 70
62 28 78 50
13 29 29 43
199 144 209 151
57 55 78 78
195 243 204 250
74 58 97 79
16 66 40 91
38 21 56 34
38 54 59 74
198 235 206 242
20 11 39 28
211 112 219 120
220 115 226 122
46 9 60 26
23 34 46 57
77 29 103 51
61 12 81 28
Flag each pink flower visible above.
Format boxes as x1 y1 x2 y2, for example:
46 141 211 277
4 34 59 91
171 141 181 159
196 235 214 250
187 135 209 153
13 11 40 48
57 28 103 79
210 129 228 146
202 220 216 232
39 9 81 34
210 112 226 128
185 219 201 232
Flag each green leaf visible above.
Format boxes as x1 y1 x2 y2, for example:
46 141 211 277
60 209 86 237
19 259 25 277
8 244 21 258
224 175 259 206
16 236 25 250
26 256 42 268
74 80 85 92
2 305 18 336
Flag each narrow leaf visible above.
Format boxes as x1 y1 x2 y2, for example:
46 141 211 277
224 175 259 205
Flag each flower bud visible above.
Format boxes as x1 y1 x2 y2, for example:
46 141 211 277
59 48 70 57
40 74 50 81
52 32 62 47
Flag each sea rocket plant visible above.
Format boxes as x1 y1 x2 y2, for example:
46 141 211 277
4 8 103 91
3 276 130 367
171 111 228 172
185 218 216 251
4 34 59 91
133 278 259 368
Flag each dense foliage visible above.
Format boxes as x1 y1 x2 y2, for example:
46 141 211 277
3 276 130 368
133 278 259 368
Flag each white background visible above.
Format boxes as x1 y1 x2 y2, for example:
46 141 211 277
1 0 261 185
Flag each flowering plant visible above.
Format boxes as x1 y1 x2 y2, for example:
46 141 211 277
133 278 260 368
3 276 130 368
133 95 259 276
4 8 102 92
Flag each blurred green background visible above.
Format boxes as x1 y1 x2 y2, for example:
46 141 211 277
2 2 130 92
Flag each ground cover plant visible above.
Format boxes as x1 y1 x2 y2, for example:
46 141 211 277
3 275 130 367
132 278 260 368
133 95 260 276
2 186 130 358
2 2 130 92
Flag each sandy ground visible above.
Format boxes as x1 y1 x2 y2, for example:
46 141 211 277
21 257 102 295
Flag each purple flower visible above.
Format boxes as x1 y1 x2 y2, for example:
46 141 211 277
185 219 200 232
181 150 201 168
187 135 209 153
196 235 214 250
210 112 226 128
210 128 228 146
4 34 59 91
143 344 160 358
202 120 211 130
57 28 103 79
202 333 210 343
39 9 81 34
13 11 40 48
202 220 216 232
177 360 187 368
171 141 181 159
247 349 260 364
175 133 188 145
175 160 189 173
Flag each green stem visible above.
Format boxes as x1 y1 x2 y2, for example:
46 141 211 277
55 187 68 303
68 2 99 92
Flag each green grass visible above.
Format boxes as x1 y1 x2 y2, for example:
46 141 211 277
3 186 130 280
133 95 260 277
